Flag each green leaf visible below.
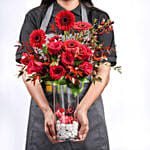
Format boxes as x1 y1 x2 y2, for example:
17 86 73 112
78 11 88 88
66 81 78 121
79 77 90 83
96 76 102 82
43 45 48 54
26 78 31 82
17 71 24 78
52 80 59 85
67 30 70 36
79 81 85 92
92 78 96 85
74 60 82 66
113 66 122 74
50 62 57 66
71 88 80 97
57 76 67 84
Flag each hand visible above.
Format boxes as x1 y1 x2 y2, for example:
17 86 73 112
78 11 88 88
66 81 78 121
72 104 89 142
43 109 64 144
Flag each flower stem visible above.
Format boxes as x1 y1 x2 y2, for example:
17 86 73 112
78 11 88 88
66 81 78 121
64 31 67 41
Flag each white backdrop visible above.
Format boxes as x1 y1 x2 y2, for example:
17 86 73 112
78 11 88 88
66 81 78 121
0 0 150 150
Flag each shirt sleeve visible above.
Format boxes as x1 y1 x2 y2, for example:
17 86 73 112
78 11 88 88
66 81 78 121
15 11 37 63
97 12 117 67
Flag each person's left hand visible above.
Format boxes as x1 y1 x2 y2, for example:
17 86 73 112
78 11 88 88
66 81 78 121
72 104 89 142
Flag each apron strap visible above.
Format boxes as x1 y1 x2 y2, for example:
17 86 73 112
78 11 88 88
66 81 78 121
40 2 88 32
40 3 54 31
81 3 88 22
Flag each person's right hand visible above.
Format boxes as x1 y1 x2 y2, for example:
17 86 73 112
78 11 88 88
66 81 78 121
43 109 64 144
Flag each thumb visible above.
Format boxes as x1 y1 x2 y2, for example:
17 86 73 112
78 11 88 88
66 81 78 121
74 109 77 119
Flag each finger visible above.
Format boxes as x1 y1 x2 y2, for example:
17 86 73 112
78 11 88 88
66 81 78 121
72 139 83 142
48 123 65 143
45 125 56 144
82 128 89 139
74 110 77 119
54 114 57 124
47 124 64 144
78 123 89 140
46 126 64 143
82 133 87 140
71 137 85 142
48 123 56 140
55 139 64 143
72 130 87 142
72 133 87 142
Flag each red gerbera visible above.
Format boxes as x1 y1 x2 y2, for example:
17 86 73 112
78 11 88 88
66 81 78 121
63 39 81 53
29 29 46 49
55 10 75 31
49 65 66 80
74 21 93 31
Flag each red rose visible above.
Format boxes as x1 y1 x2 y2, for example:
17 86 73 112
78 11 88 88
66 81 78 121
27 60 43 74
20 53 34 65
29 29 46 49
74 21 92 31
47 41 62 55
76 45 92 61
61 51 74 66
49 65 66 80
55 10 75 31
79 62 93 75
63 39 81 53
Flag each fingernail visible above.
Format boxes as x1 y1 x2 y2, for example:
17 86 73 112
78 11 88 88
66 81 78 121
53 136 56 139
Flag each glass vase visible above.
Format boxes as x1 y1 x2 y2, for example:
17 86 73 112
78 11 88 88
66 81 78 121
52 84 79 141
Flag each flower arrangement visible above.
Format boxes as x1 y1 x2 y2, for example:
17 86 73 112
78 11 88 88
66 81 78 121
16 10 121 97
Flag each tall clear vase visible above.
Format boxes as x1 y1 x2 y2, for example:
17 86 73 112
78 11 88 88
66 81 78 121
52 84 79 141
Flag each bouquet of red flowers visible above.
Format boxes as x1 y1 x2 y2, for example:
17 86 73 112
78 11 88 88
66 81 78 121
16 10 121 96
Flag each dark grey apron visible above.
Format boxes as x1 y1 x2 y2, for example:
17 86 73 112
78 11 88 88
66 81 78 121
25 3 110 150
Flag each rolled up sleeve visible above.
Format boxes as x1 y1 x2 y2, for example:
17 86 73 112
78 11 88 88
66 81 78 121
15 11 37 63
98 12 117 67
